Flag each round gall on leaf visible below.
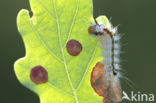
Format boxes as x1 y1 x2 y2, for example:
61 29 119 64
66 39 82 56
30 66 48 84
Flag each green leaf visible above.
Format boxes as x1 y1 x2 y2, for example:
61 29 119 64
14 0 104 103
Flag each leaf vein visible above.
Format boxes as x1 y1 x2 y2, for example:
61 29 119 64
36 0 56 21
30 22 64 63
63 0 80 48
47 83 74 98
76 43 98 91
52 0 79 103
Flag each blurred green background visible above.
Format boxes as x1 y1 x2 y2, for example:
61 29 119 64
0 0 156 103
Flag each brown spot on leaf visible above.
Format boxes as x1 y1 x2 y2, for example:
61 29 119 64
30 65 48 84
91 62 107 97
91 62 122 103
66 39 82 56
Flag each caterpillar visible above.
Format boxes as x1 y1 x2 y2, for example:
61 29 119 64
89 16 122 103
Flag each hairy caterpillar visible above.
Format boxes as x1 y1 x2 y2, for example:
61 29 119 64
90 16 122 103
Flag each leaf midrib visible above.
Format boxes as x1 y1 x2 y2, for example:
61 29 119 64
52 0 79 103
30 0 97 102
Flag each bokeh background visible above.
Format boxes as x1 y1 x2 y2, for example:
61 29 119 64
0 0 156 103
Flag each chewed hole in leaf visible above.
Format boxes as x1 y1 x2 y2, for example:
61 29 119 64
30 65 48 84
28 11 33 18
66 39 82 56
